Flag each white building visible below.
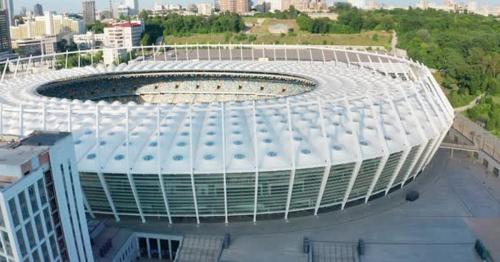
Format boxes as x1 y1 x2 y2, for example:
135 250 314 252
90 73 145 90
12 34 57 56
0 132 93 261
103 21 144 49
196 3 213 15
9 13 85 41
73 32 105 49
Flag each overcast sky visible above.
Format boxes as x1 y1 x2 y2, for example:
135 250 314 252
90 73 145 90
13 0 500 14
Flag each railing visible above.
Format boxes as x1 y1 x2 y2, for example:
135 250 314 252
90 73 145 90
450 114 500 163
0 43 426 83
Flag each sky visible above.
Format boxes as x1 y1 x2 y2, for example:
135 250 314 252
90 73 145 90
12 0 500 14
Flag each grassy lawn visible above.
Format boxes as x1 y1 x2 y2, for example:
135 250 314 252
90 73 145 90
164 18 392 47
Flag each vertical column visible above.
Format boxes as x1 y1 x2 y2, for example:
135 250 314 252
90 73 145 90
125 106 146 223
13 56 20 78
156 106 172 224
188 105 200 224
221 103 228 223
252 101 260 223
95 105 120 222
284 98 297 220
314 98 332 215
18 104 23 136
1 58 9 82
65 51 69 69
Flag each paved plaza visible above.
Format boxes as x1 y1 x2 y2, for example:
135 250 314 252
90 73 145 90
105 149 500 262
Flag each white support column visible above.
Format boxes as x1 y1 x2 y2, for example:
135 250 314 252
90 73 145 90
81 191 95 218
168 240 173 260
141 45 145 61
296 48 300 62
78 49 81 67
400 142 427 188
65 51 69 69
321 48 326 64
385 149 410 195
252 101 260 223
188 105 200 224
125 106 146 223
157 239 162 260
67 104 72 132
1 58 9 82
309 48 313 63
18 104 23 136
95 105 120 222
91 48 94 66
314 98 332 215
341 160 362 210
156 106 173 224
26 55 32 76
13 57 20 78
163 46 167 61
153 44 157 62
363 97 390 202
284 98 297 220
221 103 228 223
185 45 189 60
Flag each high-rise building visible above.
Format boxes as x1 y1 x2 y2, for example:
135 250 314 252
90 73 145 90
125 0 139 15
0 0 13 26
0 9 11 60
0 132 93 261
219 0 249 14
82 0 96 25
103 20 144 49
33 3 44 16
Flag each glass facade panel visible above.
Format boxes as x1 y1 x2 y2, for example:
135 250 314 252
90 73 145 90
290 167 324 210
320 163 355 206
15 230 26 257
49 235 58 259
41 243 50 262
226 172 255 215
1 232 11 256
348 158 381 200
194 173 225 215
18 192 29 220
410 140 434 177
392 145 420 186
28 186 39 214
42 208 53 234
132 174 167 216
372 152 403 193
37 179 47 205
8 199 19 227
163 174 195 216
104 173 139 214
257 171 289 213
34 215 44 241
25 222 36 249
80 172 112 212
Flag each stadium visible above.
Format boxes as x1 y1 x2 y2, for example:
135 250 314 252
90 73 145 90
0 45 454 224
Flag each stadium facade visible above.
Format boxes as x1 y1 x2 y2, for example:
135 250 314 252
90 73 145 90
0 45 454 224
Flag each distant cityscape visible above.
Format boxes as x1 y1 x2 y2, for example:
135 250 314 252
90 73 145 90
0 0 498 61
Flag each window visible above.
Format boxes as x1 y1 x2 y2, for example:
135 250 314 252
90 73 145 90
8 199 19 227
34 215 44 241
37 179 47 205
2 232 12 256
49 235 58 258
43 208 53 233
16 230 27 257
494 167 499 177
41 243 50 262
18 192 30 220
28 185 39 213
31 249 41 262
25 222 36 249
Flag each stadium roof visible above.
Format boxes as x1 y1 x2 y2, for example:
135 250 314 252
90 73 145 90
0 60 454 174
